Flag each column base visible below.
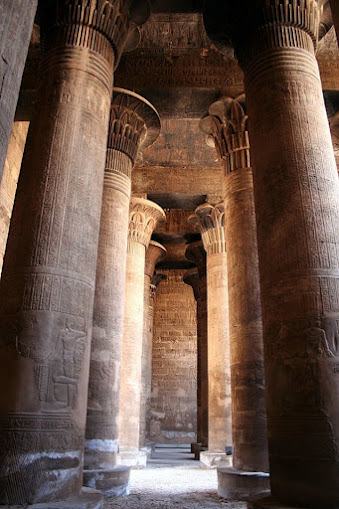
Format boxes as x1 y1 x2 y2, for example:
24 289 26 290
117 449 147 467
191 442 207 460
0 487 103 509
140 445 153 460
200 451 233 469
83 466 130 497
217 467 270 500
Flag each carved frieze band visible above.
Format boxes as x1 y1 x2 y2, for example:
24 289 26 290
189 203 226 255
200 95 250 175
128 197 166 250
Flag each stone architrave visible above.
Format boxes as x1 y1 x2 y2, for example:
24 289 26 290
0 2 147 507
118 198 165 467
183 266 208 456
145 272 167 442
140 241 167 451
205 1 339 507
200 96 269 499
84 89 161 497
188 210 232 470
0 0 38 178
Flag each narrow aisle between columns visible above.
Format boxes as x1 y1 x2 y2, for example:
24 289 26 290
104 445 246 509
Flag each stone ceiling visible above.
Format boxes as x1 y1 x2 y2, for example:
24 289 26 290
17 4 339 267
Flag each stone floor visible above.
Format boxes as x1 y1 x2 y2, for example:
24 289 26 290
105 445 247 509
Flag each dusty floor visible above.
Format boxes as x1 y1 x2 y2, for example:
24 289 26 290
104 445 247 509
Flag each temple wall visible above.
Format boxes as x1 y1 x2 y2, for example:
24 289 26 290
149 268 198 444
0 121 29 273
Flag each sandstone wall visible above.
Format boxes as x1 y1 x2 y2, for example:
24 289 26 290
0 121 29 273
149 269 197 444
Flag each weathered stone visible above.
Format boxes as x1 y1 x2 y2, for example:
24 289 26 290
205 1 339 506
0 0 37 178
0 488 103 509
200 95 269 497
85 89 160 495
0 2 140 504
218 468 270 501
183 266 208 450
0 121 29 273
188 212 232 462
119 198 165 465
140 241 167 448
150 269 198 445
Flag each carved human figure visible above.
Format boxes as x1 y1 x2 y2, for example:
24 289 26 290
204 1 339 506
0 2 148 506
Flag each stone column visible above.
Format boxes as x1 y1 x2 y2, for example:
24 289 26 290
205 1 339 507
84 90 160 497
140 241 167 451
119 198 165 467
183 266 209 458
0 0 38 178
186 239 231 468
200 96 269 499
330 112 339 169
145 272 167 444
0 2 145 506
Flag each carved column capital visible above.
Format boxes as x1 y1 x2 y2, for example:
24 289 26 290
200 95 250 175
183 267 200 301
41 0 150 67
108 88 161 167
204 0 324 66
189 203 226 256
185 240 206 277
128 197 165 252
105 88 161 196
145 241 167 278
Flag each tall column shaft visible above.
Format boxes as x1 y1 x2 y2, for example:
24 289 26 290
85 151 132 470
224 167 268 472
183 267 208 450
197 280 208 448
140 244 166 448
206 251 232 452
119 198 165 466
121 242 146 450
0 0 37 177
84 89 160 493
218 2 339 505
0 3 130 504
140 273 152 448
